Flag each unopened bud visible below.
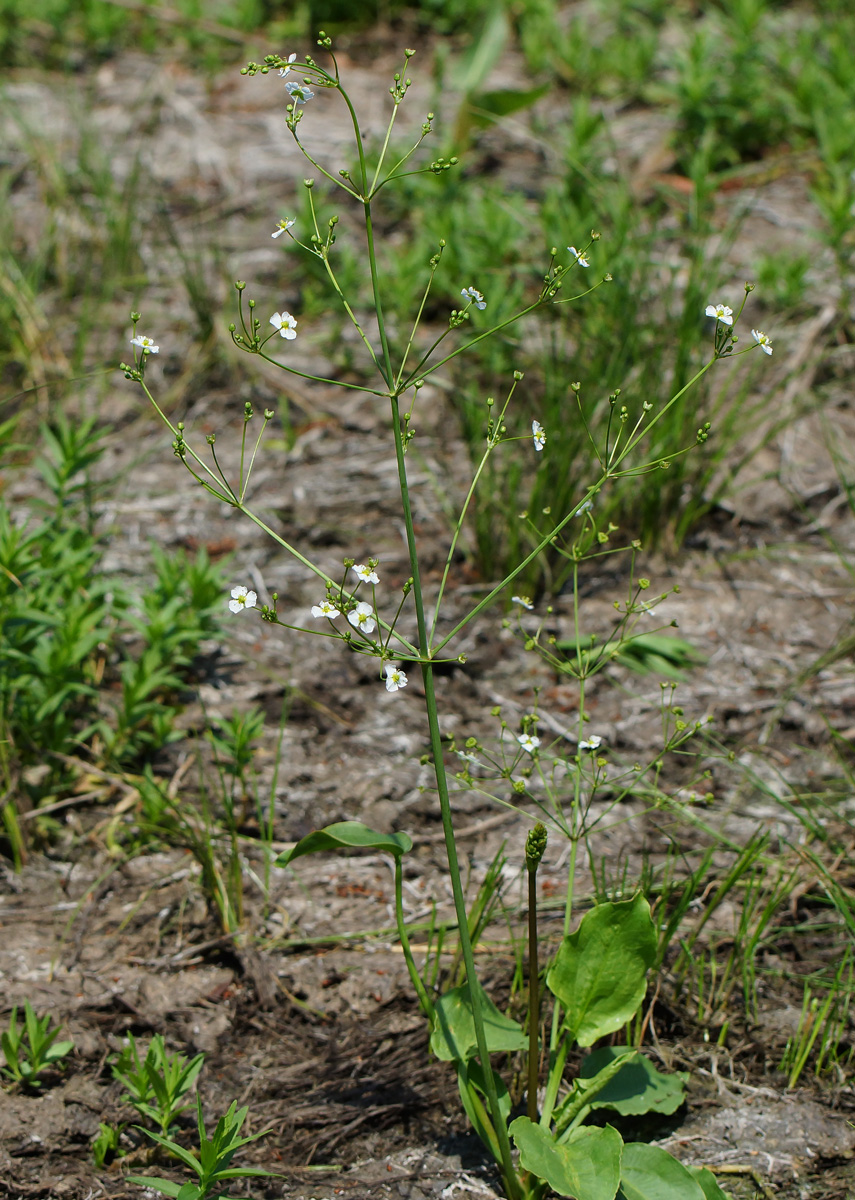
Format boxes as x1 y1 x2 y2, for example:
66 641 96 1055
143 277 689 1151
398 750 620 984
525 822 548 869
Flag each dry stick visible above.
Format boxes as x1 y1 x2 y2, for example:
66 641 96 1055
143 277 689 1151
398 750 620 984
527 863 540 1122
525 824 548 1122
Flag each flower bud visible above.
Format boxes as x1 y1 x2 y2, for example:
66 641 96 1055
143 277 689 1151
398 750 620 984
525 822 548 869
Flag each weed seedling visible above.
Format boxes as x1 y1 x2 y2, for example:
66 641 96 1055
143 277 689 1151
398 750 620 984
92 1120 124 1167
127 1096 281 1199
113 1032 204 1136
1 1000 73 1086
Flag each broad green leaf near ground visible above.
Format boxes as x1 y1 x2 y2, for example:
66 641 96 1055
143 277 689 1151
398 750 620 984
579 1046 688 1116
689 1167 731 1200
618 1143 706 1200
546 897 657 1047
510 1118 622 1200
429 981 527 1062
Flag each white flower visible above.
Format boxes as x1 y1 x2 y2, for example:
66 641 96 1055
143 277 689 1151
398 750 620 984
517 733 541 754
512 595 534 610
347 602 376 635
278 53 297 77
705 302 733 326
272 218 295 238
457 751 479 765
639 601 657 617
228 585 257 614
130 334 159 354
311 599 340 619
576 499 593 515
532 420 546 452
352 563 379 585
460 287 486 310
270 311 297 340
568 246 590 267
384 664 408 693
751 329 773 355
286 81 314 104
578 734 603 751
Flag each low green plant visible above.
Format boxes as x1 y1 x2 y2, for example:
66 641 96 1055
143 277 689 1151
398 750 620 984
127 1097 281 1200
1 1000 73 1086
113 1033 205 1137
279 825 727 1200
126 769 245 935
0 0 269 67
92 1120 124 1168
754 251 812 312
0 416 228 858
207 705 266 813
121 40 781 1200
780 951 854 1088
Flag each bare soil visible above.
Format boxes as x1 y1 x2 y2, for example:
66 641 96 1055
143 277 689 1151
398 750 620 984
1 29 855 1200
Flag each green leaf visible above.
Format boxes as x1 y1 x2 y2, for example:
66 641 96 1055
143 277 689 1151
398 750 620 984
454 84 551 148
44 1040 74 1064
212 1167 283 1180
468 84 551 121
510 1117 622 1200
456 1058 511 1161
453 1 509 95
275 822 412 868
619 1144 706 1200
579 1047 688 1116
546 897 657 1047
175 1186 202 1200
430 981 527 1062
690 1166 731 1200
136 1128 203 1177
125 1178 184 1198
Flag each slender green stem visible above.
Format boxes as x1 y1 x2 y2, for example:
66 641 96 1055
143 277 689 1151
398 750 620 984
420 660 521 1200
395 858 436 1021
539 1034 568 1129
363 179 520 1190
240 416 270 503
290 129 361 197
402 279 607 390
429 442 494 646
369 99 403 196
613 356 717 467
234 504 421 655
433 490 600 653
376 129 433 191
363 203 394 391
239 417 249 496
304 186 381 368
395 256 442 389
252 346 387 395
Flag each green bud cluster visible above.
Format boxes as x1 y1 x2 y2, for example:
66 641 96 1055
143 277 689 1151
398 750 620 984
525 822 548 870
430 156 458 175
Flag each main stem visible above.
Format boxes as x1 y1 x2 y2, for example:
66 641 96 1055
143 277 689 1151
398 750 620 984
362 197 520 1200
